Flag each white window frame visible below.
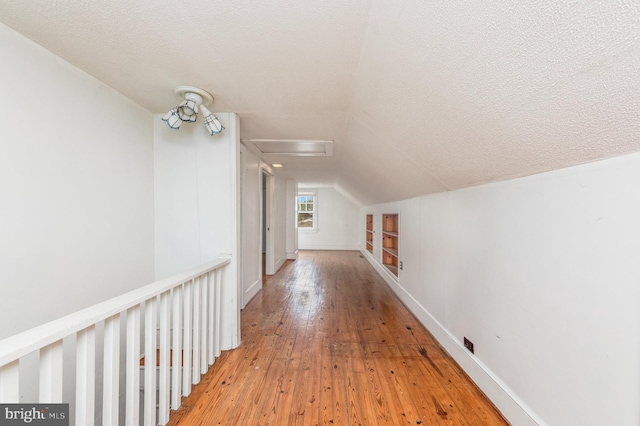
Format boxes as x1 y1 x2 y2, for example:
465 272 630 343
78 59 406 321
297 190 318 232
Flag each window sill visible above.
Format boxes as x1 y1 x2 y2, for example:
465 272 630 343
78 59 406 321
298 228 318 234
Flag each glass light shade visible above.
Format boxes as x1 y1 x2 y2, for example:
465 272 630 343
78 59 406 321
177 99 198 122
162 108 182 129
203 113 224 135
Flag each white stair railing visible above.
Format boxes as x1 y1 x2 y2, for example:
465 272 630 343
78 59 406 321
0 257 231 426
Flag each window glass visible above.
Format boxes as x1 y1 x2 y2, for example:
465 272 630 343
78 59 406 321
297 192 316 229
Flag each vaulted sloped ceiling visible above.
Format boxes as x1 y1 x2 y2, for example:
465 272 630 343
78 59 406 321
2 1 639 205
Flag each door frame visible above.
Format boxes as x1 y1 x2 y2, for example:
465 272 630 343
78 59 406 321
260 164 276 276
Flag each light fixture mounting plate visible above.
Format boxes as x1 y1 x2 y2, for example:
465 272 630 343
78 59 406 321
174 86 213 106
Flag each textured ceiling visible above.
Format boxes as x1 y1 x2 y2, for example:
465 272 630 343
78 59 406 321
2 0 639 205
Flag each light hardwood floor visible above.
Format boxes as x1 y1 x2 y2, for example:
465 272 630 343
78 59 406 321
167 250 508 425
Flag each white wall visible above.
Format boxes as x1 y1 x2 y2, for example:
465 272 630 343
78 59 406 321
298 186 360 250
154 113 241 348
273 176 288 270
363 153 640 426
240 146 262 307
0 22 155 340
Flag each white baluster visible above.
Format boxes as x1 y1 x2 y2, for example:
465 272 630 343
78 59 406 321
171 285 183 409
158 291 171 425
126 305 140 426
207 271 215 365
200 273 208 374
214 269 222 358
0 360 19 403
103 314 121 425
182 280 192 396
39 340 63 402
192 276 201 385
76 326 96 426
144 297 157 426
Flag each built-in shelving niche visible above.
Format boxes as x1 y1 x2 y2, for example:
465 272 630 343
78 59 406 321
382 214 398 277
366 214 373 254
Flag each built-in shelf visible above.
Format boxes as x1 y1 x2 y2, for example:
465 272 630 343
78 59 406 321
382 214 399 277
382 247 398 257
366 214 373 254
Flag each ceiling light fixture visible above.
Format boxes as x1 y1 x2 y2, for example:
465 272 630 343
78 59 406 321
162 86 224 135
272 163 284 168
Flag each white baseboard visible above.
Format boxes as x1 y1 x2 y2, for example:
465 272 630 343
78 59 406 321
286 250 299 260
360 249 544 426
243 278 261 308
274 257 286 273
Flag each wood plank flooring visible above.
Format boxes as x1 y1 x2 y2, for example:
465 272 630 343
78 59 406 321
167 250 508 425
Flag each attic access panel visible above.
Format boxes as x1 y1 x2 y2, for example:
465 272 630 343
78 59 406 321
243 139 333 156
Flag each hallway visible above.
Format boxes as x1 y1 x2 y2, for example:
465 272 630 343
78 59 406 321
168 251 507 425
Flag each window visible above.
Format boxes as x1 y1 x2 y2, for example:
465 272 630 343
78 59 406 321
297 191 317 230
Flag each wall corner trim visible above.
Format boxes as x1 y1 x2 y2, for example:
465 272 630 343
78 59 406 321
274 257 287 274
243 279 262 308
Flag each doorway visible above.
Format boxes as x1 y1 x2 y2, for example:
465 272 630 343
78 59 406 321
261 170 275 277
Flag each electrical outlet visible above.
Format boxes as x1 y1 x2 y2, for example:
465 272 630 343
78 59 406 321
399 261 403 270
464 337 474 354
